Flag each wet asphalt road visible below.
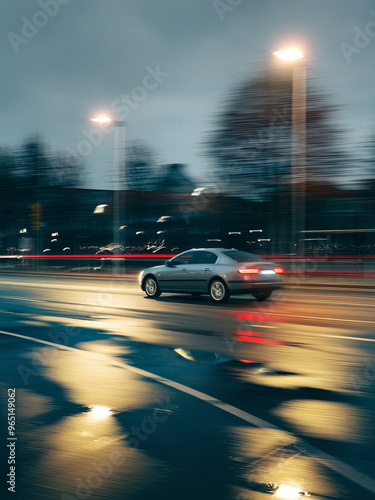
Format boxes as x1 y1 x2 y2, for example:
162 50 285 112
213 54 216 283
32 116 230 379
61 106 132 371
0 273 375 500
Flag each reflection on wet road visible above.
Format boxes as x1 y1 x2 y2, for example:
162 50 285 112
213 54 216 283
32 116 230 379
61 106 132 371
0 274 374 499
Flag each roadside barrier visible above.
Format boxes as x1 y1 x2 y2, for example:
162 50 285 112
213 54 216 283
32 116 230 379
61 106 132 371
0 254 375 276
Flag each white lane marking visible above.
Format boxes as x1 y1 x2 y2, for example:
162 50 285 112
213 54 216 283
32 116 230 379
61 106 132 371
0 280 106 292
0 295 129 312
1 284 374 327
0 330 78 351
270 312 375 325
250 324 276 329
283 330 375 343
1 329 375 494
1 281 374 322
2 279 374 306
2 295 375 343
3 296 46 303
282 298 375 308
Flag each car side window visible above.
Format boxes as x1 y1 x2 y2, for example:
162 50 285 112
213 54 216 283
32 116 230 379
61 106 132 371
196 251 218 264
172 252 196 265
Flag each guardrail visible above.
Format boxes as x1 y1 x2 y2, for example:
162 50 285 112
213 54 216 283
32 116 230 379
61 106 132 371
263 255 375 276
0 254 175 273
1 254 375 275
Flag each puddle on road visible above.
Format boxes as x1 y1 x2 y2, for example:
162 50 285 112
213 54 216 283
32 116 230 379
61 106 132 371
173 348 232 365
273 400 370 443
11 389 53 420
171 346 293 380
230 427 338 499
14 340 173 499
42 340 165 411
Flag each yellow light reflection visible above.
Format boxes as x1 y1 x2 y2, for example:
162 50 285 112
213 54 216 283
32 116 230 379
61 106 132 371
276 485 305 498
87 406 112 420
274 400 365 443
230 427 333 499
28 344 165 497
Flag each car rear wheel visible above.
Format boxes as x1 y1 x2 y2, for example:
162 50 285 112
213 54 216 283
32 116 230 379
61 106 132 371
144 276 161 298
252 289 272 300
209 279 230 303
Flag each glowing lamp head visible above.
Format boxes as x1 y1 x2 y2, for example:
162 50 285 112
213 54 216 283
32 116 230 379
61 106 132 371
273 48 304 60
91 116 112 123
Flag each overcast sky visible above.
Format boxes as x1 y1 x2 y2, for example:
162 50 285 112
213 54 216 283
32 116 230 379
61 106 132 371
1 0 374 188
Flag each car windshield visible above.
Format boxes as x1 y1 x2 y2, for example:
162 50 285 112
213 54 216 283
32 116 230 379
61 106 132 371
221 250 266 263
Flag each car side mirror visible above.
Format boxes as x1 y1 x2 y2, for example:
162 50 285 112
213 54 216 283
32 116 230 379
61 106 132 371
164 260 173 267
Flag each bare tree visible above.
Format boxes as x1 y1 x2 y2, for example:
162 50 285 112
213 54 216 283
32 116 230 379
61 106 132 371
205 65 347 198
122 139 157 190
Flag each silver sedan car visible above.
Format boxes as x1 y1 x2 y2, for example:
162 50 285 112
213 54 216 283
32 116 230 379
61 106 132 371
139 248 283 303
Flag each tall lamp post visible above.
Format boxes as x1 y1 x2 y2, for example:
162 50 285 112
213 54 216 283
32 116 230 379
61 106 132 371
273 48 306 266
91 116 126 269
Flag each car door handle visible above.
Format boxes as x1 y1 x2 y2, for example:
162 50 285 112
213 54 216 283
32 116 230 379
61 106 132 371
204 268 210 272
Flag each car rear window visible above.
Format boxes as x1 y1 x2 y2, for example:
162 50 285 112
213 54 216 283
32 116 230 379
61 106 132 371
222 250 266 263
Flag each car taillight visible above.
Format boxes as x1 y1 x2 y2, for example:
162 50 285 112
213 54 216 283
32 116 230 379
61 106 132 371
274 267 284 274
238 267 259 274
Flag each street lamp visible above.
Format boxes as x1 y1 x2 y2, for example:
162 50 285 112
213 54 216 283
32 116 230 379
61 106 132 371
90 116 126 264
273 48 306 265
90 116 113 124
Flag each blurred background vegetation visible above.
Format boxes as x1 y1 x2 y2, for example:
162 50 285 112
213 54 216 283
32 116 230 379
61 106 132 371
1 64 374 257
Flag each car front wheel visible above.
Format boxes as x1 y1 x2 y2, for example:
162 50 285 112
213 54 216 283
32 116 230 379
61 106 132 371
209 279 230 303
144 276 161 298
